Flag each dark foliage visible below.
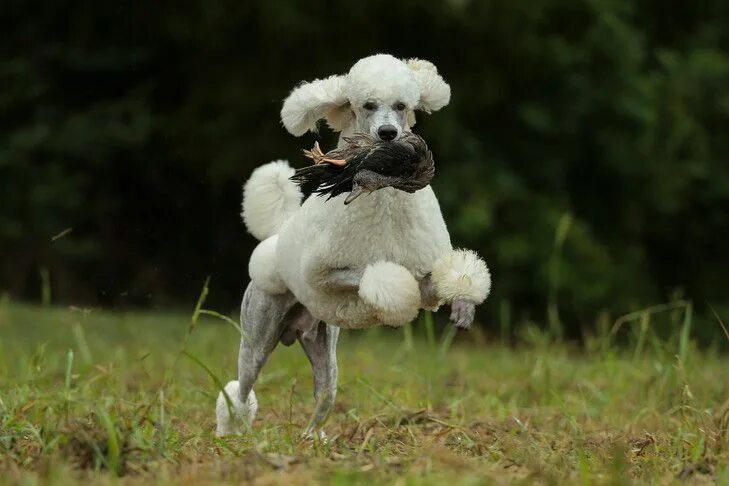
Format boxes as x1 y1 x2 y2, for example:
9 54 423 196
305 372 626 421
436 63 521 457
2 0 728 336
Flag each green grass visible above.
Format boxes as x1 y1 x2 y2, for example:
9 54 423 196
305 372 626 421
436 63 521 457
1 300 728 484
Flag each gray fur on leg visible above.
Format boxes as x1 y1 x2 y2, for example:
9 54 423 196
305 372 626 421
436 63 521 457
450 298 476 329
419 273 441 311
299 321 340 438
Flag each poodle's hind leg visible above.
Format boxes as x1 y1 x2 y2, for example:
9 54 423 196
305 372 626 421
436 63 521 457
298 319 340 439
216 282 297 436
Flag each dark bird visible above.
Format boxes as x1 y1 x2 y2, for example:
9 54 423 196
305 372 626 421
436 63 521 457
290 132 435 205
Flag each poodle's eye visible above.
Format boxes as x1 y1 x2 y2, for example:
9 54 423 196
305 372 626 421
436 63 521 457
394 102 406 111
363 101 377 111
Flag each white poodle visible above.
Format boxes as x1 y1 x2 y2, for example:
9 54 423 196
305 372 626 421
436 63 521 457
216 54 491 437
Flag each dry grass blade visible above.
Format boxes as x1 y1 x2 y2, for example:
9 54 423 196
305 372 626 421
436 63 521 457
611 300 689 336
709 304 729 343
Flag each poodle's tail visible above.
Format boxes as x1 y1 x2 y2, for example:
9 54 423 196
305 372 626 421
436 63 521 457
241 160 302 241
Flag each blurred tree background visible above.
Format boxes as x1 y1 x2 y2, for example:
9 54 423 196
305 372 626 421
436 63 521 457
2 0 728 338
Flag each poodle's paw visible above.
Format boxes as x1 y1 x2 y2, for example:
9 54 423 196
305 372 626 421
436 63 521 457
431 249 491 304
301 428 328 443
358 261 420 326
450 298 476 329
215 381 258 437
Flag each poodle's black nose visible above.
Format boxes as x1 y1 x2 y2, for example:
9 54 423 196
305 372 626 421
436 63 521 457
377 125 398 141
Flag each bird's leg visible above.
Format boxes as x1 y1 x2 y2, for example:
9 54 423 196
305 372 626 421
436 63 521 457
303 142 347 166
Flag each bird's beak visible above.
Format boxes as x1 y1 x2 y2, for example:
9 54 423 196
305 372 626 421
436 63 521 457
344 182 371 205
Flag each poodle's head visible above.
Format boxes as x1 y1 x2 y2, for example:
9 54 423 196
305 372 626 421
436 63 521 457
281 54 450 142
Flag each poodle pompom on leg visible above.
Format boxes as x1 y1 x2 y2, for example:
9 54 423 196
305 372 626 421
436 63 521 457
215 380 258 437
431 249 491 328
358 261 421 326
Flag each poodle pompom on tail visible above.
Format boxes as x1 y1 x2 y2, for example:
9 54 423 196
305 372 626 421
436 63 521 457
241 160 303 240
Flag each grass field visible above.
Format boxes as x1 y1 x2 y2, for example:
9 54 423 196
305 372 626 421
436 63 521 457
1 299 728 484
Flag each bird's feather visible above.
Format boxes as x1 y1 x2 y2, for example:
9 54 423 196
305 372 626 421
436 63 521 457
290 132 435 202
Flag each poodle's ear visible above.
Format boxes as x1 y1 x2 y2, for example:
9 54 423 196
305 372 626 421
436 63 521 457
406 110 417 128
280 75 349 136
324 102 355 132
405 59 451 113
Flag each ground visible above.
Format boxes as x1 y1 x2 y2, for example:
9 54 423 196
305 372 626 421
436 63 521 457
1 300 728 484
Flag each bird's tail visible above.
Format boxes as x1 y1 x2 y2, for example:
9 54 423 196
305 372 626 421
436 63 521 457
241 160 302 241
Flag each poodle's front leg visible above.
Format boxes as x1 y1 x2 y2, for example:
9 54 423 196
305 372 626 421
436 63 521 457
318 267 364 292
419 274 475 328
429 249 492 329
449 299 477 329
309 260 421 327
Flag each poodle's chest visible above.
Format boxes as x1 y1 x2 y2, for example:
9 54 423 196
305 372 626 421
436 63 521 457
301 187 451 273
328 204 422 252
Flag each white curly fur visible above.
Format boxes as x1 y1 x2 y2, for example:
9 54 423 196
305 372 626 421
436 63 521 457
241 160 302 241
248 235 287 294
431 249 492 304
406 58 451 113
281 75 348 136
358 261 421 326
275 186 452 328
345 54 420 110
215 380 258 436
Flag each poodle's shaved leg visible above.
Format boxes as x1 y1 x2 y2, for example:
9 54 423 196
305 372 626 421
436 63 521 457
419 273 440 311
299 321 340 438
419 274 473 325
238 282 297 393
450 298 476 329
217 282 297 435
